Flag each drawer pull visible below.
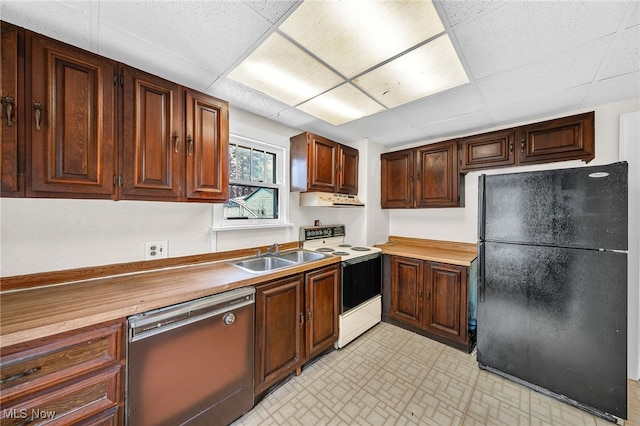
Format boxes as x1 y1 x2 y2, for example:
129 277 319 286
0 366 41 385
187 135 193 156
33 101 42 130
172 131 179 153
2 95 14 127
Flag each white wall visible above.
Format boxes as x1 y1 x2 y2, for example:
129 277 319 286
385 97 640 381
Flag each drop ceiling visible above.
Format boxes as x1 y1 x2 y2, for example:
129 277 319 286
2 0 638 147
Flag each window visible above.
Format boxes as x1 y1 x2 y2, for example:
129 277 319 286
213 135 287 229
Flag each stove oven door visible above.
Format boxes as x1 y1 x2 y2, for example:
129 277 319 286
341 253 381 313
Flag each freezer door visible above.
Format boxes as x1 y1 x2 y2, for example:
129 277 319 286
481 162 627 250
477 242 627 419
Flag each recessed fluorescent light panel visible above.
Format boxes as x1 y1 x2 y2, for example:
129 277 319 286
227 0 468 125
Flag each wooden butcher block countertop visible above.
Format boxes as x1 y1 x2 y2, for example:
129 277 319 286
0 242 340 348
376 236 477 266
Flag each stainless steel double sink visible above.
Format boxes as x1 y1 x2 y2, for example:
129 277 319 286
229 249 331 274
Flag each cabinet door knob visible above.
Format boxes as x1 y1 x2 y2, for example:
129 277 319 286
520 138 525 153
187 135 194 156
307 309 312 321
33 101 42 131
172 131 179 153
300 312 304 327
2 95 14 127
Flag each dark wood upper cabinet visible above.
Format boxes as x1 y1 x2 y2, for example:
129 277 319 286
290 132 358 195
380 149 414 208
120 65 182 201
27 32 117 198
185 89 229 202
1 22 23 196
517 111 594 165
1 21 229 203
336 144 358 195
460 112 595 172
460 128 515 172
381 141 462 209
415 140 460 208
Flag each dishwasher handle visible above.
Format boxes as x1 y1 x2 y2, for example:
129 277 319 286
128 287 255 342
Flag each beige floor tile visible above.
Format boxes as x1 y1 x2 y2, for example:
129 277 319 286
475 369 531 413
464 388 530 425
233 323 639 426
529 391 598 426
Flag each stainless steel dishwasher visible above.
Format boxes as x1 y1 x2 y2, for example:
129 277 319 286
126 287 255 426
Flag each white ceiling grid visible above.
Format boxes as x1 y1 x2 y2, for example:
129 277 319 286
1 0 638 146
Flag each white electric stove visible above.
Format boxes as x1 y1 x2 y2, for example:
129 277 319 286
300 225 382 348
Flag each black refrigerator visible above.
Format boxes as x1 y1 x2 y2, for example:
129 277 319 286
477 162 628 422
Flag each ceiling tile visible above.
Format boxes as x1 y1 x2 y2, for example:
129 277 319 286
583 71 640 108
437 0 506 28
416 110 495 140
98 1 271 76
242 0 299 25
208 78 291 118
477 36 612 109
1 1 94 50
373 125 433 148
296 84 385 126
392 84 484 125
354 35 468 108
599 27 640 79
487 85 590 127
626 2 639 28
339 110 412 140
279 0 444 78
227 32 344 106
455 1 630 80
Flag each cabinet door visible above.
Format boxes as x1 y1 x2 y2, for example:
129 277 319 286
305 265 339 360
337 144 358 195
185 89 228 201
390 256 423 328
255 275 303 395
424 261 468 345
28 33 116 198
121 65 182 201
460 129 515 172
381 149 414 208
415 140 460 208
517 111 594 165
1 23 23 197
307 133 337 192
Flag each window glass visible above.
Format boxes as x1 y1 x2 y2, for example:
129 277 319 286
223 139 281 221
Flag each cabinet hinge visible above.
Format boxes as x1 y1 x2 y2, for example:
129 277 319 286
113 74 118 86
119 73 124 87
113 175 123 187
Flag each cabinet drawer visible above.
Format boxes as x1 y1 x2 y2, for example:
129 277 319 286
0 321 123 401
0 366 121 426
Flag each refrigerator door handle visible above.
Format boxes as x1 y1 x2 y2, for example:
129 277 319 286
478 242 485 303
478 174 486 240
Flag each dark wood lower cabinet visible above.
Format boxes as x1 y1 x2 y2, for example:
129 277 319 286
385 255 473 352
255 265 340 397
0 319 125 425
254 274 304 395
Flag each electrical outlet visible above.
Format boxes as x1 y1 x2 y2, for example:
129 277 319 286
145 241 168 260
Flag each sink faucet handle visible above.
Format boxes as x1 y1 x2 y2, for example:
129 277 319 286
257 249 262 258
274 243 279 255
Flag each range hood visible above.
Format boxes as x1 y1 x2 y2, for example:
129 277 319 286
299 192 365 207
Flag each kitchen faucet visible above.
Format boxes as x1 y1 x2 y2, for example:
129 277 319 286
266 243 279 256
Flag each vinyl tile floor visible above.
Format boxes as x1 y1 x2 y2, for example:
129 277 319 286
232 322 640 426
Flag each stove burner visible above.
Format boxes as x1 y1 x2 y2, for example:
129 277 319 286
351 247 371 251
332 251 350 256
338 244 352 247
316 247 335 252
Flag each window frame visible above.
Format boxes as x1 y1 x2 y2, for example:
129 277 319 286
212 134 290 230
